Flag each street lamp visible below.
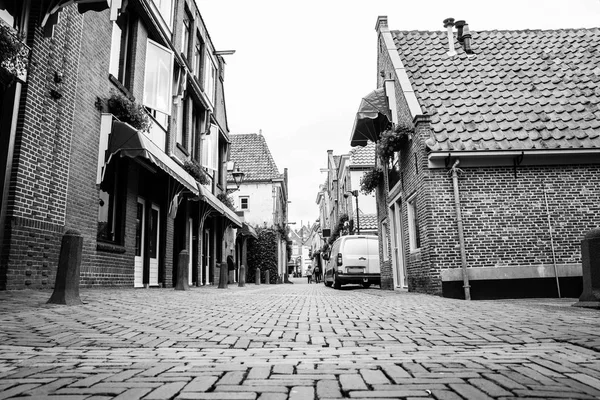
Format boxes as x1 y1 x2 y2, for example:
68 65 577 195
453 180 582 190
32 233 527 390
230 167 245 192
344 190 360 234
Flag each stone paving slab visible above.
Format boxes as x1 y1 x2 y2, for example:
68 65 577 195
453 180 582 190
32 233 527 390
0 278 599 399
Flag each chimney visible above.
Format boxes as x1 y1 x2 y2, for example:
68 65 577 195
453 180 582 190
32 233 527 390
455 20 465 42
462 23 474 55
443 18 457 57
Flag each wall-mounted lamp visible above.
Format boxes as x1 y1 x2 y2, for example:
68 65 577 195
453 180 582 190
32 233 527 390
231 167 245 191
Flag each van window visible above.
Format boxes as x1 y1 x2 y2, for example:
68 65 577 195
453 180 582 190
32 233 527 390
344 238 369 256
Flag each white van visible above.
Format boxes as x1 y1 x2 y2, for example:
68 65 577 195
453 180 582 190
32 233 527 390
323 235 380 289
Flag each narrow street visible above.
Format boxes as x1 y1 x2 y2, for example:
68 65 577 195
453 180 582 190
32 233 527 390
0 280 599 399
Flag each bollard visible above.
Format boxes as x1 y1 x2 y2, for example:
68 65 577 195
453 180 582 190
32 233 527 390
175 250 190 291
255 268 261 285
218 262 228 289
573 228 600 309
238 264 246 287
48 230 83 305
265 270 270 285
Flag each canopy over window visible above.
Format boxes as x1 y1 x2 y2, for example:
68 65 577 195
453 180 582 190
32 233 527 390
104 121 242 228
349 88 392 147
41 0 125 37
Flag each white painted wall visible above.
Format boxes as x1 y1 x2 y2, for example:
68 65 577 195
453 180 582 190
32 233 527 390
233 183 274 227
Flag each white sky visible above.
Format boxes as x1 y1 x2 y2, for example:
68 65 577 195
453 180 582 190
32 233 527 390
196 0 600 228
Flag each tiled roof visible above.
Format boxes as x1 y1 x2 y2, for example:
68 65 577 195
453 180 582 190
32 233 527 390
391 28 600 152
229 134 281 182
357 213 378 231
350 141 375 166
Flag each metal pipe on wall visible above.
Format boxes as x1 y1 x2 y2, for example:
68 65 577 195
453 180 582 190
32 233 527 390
543 182 561 298
450 159 471 300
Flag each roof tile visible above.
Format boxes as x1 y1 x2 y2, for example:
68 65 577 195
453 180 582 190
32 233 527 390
229 134 281 182
391 27 600 152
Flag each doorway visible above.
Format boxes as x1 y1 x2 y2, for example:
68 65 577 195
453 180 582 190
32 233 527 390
390 199 407 288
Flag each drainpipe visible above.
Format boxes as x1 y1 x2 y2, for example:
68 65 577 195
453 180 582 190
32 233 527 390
450 159 471 300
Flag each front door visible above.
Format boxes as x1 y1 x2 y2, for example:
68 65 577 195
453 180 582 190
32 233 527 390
188 217 193 286
391 200 407 288
134 198 145 288
148 203 160 286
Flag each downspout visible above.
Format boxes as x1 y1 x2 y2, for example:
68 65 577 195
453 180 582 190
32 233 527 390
450 159 471 300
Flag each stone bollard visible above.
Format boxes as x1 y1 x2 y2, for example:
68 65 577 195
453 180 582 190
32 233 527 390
265 270 270 285
255 268 261 285
48 230 83 305
574 228 600 309
175 250 190 291
218 262 228 289
238 264 246 287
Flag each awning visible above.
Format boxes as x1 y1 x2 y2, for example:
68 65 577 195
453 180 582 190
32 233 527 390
240 223 258 239
41 0 125 37
349 88 392 147
106 121 198 194
197 185 243 228
106 121 242 228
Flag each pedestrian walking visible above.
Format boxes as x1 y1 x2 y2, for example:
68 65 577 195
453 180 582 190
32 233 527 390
313 265 320 284
306 266 313 284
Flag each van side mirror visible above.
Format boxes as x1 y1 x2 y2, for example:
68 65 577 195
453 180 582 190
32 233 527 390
322 253 329 261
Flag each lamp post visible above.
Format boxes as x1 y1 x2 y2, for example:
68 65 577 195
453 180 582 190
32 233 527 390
344 190 359 235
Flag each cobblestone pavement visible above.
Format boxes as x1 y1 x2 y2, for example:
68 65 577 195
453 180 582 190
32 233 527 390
1 278 599 400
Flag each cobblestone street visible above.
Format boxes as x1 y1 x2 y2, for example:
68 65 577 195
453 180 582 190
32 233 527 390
1 279 599 399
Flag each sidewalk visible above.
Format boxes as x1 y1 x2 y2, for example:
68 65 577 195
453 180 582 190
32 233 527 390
0 282 599 399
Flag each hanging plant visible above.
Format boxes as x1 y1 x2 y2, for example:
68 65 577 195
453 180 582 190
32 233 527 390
327 213 349 245
217 192 235 211
0 23 29 80
376 123 412 160
106 91 151 132
360 167 383 195
183 160 209 185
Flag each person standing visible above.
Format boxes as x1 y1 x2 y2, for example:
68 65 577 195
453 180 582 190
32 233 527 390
306 266 313 284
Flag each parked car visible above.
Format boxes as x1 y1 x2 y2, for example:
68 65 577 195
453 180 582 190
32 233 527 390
322 235 380 289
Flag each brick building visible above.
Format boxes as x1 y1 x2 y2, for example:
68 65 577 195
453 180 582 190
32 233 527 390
0 0 242 290
349 16 600 298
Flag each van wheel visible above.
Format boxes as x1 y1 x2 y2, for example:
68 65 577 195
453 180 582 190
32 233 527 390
333 273 341 290
324 280 332 287
362 282 371 288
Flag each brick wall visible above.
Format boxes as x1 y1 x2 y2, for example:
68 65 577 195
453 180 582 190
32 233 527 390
1 5 83 289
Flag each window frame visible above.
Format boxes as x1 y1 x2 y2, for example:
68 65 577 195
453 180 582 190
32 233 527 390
407 194 421 252
97 161 123 244
108 14 131 86
181 9 191 57
240 196 249 210
194 32 205 86
143 38 174 116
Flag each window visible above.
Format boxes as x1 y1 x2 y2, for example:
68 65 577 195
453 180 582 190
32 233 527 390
143 39 173 115
98 163 122 243
181 10 191 57
0 0 25 30
175 96 187 147
194 33 205 84
240 196 249 210
109 14 131 85
407 195 421 251
204 54 216 105
201 123 218 171
152 0 173 29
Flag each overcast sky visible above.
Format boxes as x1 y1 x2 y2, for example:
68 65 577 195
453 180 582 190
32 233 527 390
196 0 600 228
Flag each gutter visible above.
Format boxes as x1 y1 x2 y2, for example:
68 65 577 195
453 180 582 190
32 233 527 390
449 159 471 300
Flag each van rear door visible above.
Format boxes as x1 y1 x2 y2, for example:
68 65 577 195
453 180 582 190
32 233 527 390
343 237 369 274
366 237 380 274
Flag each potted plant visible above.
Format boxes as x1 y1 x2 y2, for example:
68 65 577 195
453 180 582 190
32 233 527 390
106 91 151 132
217 192 235 211
183 159 209 185
376 122 412 160
0 22 29 82
360 167 383 195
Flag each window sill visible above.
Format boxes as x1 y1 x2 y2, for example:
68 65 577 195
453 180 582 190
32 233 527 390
176 142 189 156
97 241 127 254
108 74 132 99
